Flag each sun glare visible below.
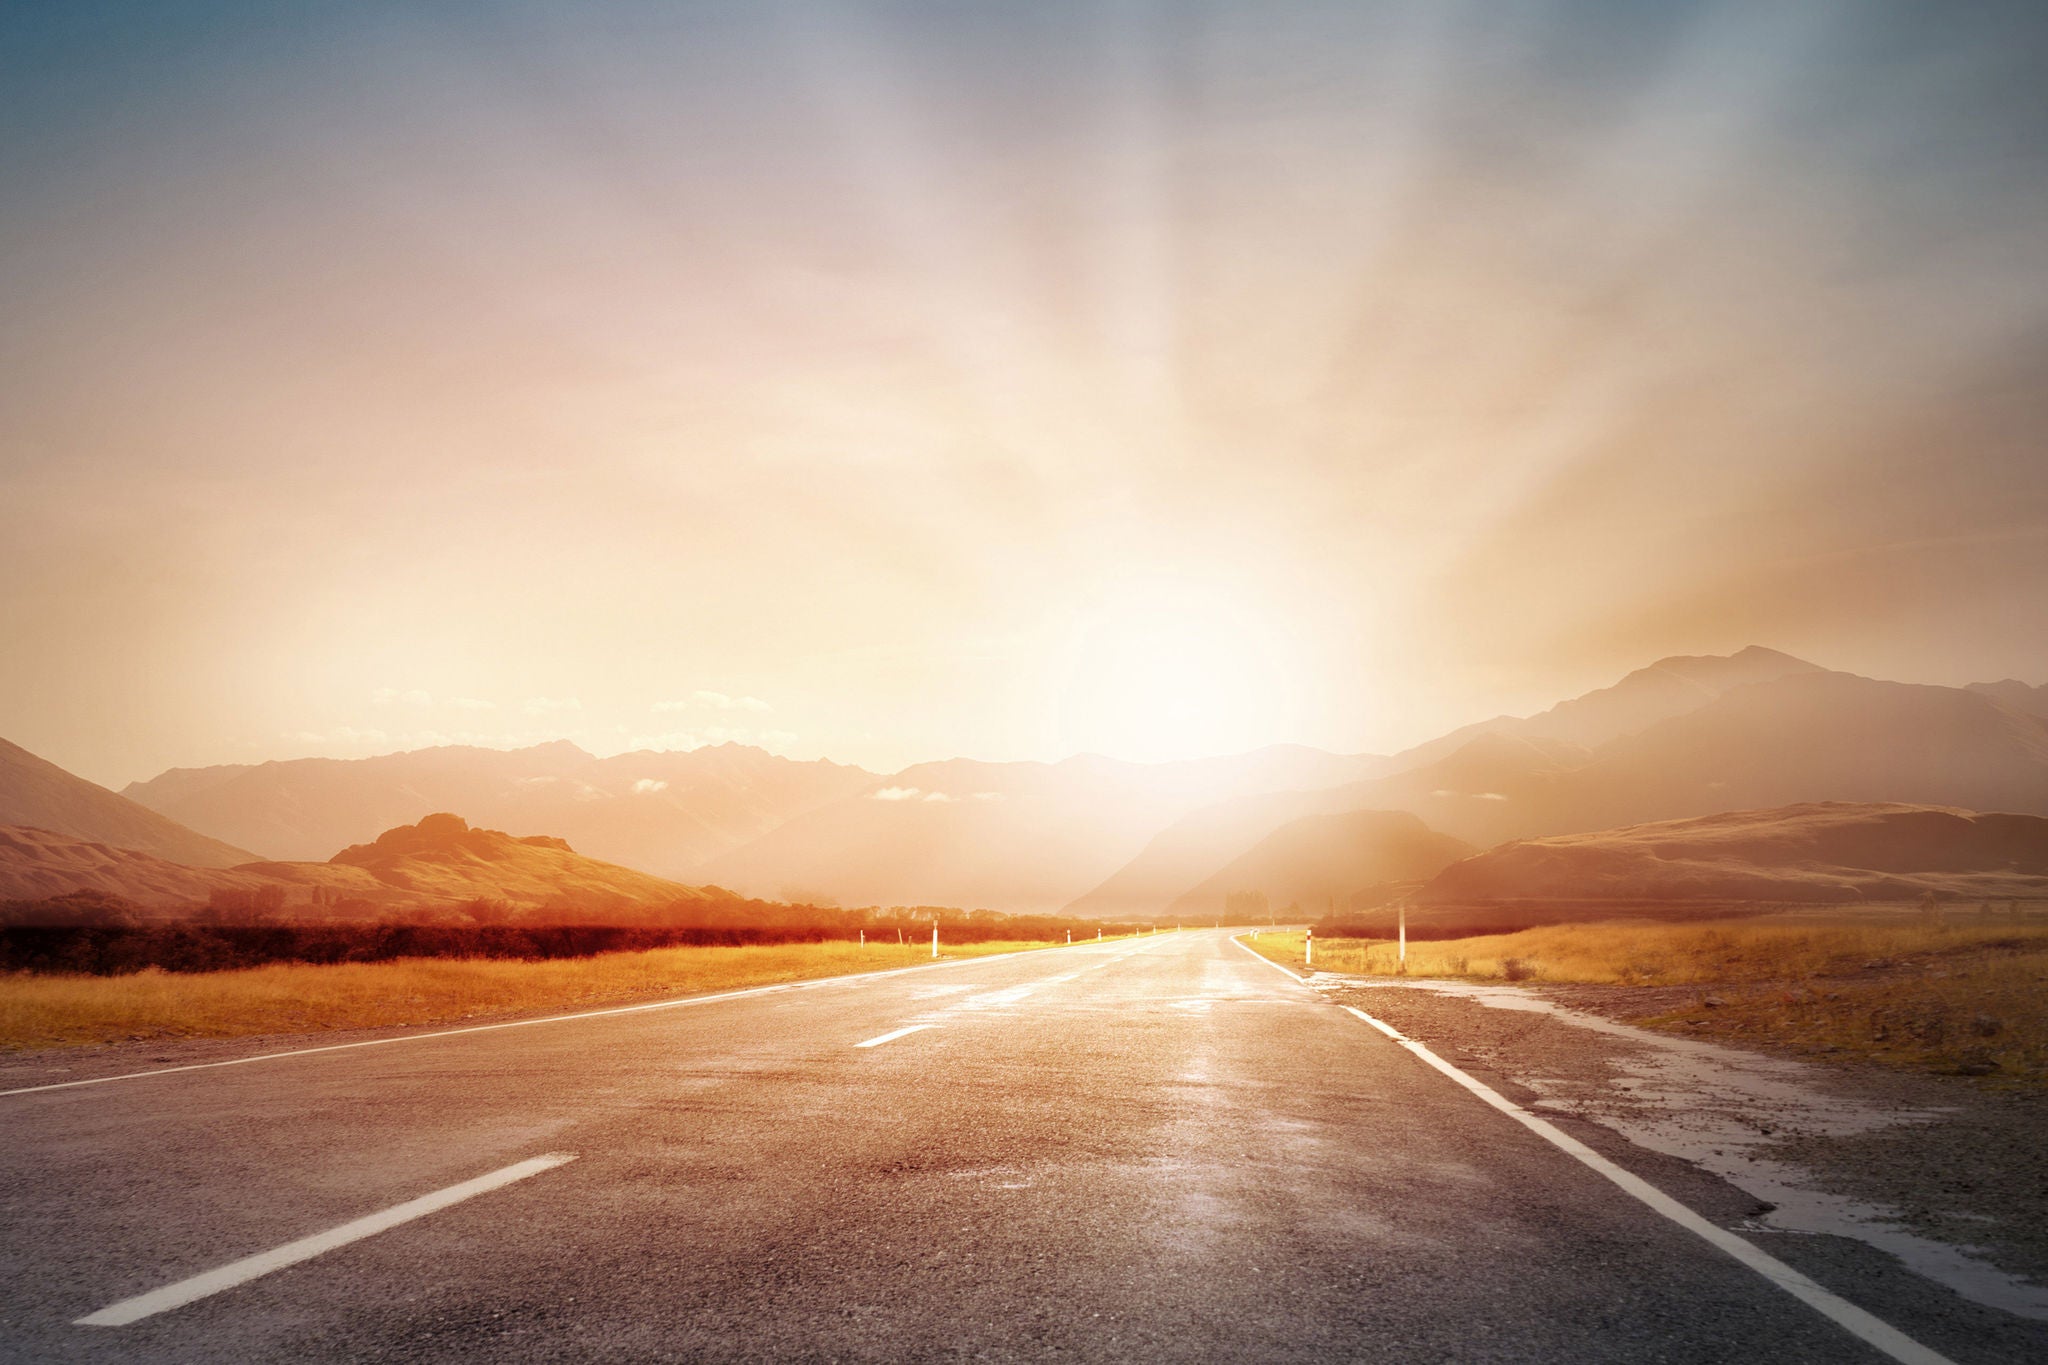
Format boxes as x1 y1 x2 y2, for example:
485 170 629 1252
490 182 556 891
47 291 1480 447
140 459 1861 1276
1056 584 1297 763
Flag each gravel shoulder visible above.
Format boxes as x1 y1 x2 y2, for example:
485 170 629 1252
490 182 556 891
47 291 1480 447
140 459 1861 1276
1317 973 2048 1325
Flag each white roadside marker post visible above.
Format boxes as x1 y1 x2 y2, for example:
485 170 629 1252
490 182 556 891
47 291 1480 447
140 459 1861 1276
1305 925 1313 969
931 923 939 959
1067 930 1072 943
1097 929 1102 941
859 929 864 947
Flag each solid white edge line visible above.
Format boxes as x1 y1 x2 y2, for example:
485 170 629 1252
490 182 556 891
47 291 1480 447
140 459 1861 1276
73 1153 577 1328
855 1023 936 1049
1227 933 1312 984
1223 936 1955 1365
3 936 1143 1099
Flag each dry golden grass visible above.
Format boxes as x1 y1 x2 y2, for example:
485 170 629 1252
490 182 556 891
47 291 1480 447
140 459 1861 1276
0 938 1094 1051
1240 920 2048 1081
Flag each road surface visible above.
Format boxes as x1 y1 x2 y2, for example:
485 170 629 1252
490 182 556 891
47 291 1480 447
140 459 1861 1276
0 930 2015 1361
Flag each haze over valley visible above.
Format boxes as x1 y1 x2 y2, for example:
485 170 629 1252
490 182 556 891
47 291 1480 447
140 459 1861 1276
9 646 2048 934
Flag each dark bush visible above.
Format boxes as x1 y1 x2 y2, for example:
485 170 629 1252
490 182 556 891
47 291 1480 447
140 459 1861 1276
0 902 1145 977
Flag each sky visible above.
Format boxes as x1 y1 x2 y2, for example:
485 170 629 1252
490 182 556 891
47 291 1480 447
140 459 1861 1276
4 0 2048 789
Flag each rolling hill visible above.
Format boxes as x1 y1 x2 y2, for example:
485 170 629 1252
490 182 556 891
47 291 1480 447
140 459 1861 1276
1404 801 2048 932
1164 810 1473 920
1969 679 2048 720
261 812 726 910
1065 732 1586 916
0 813 727 915
0 825 267 905
0 738 258 868
1066 652 2048 917
695 746 1386 913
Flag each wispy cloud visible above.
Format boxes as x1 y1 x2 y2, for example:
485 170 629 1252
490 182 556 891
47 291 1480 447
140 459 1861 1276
522 696 584 716
632 777 669 794
871 785 922 801
625 726 796 753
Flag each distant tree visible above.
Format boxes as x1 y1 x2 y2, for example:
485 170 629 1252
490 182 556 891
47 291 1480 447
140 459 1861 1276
0 891 140 928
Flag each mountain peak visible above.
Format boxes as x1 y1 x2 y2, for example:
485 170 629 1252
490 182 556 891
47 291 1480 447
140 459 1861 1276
1639 645 1821 683
512 739 594 761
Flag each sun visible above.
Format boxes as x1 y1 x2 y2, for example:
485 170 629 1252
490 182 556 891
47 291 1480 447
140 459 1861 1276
1056 581 1300 763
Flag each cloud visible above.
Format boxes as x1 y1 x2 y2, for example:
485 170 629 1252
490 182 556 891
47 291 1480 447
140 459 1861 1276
522 696 583 716
653 692 773 714
632 778 669 794
871 786 923 801
922 791 953 802
624 726 797 753
1475 792 1509 801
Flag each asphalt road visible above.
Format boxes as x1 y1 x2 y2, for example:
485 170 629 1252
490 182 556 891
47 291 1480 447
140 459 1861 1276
0 930 2001 1362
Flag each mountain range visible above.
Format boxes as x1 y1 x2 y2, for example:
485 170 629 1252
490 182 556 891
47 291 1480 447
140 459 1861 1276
1076 659 2048 918
1163 810 1473 921
1064 646 1816 916
7 645 2048 921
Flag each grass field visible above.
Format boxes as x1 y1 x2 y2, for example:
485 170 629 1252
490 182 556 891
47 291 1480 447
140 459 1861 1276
0 937 1103 1051
1240 920 2048 1081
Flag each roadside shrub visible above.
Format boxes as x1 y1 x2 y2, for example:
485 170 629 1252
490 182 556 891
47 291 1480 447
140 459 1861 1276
0 908 1144 978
